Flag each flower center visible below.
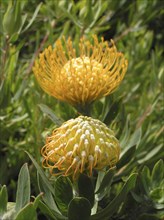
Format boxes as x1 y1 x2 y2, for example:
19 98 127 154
61 56 103 77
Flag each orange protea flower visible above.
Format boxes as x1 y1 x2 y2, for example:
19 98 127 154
41 116 120 179
33 35 128 108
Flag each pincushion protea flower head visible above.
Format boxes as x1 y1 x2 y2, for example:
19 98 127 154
33 35 128 108
42 116 120 179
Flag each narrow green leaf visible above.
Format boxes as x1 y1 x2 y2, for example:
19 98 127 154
38 104 64 126
94 171 105 193
104 99 121 125
84 0 93 26
91 173 137 220
0 185 8 215
15 203 37 220
151 159 164 188
95 167 116 200
22 3 43 33
78 174 94 207
122 128 142 154
58 7 82 28
119 116 130 148
38 201 58 220
141 166 151 195
117 145 136 169
26 152 64 218
38 201 67 220
33 193 43 210
85 0 102 31
25 151 55 195
37 173 60 214
15 163 30 212
92 171 105 215
12 79 28 101
138 144 163 164
100 96 115 122
54 176 73 216
68 197 91 220
17 14 27 35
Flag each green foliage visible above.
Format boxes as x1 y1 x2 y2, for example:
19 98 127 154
54 176 73 216
95 166 116 200
0 163 41 220
78 174 95 207
68 197 91 220
0 185 8 216
120 160 164 219
0 0 163 219
15 164 30 212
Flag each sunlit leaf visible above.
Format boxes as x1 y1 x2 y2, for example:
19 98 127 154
15 204 37 220
15 163 30 212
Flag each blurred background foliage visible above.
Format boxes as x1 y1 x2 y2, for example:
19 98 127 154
0 0 163 219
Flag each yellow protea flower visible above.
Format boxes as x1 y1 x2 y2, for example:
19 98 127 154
33 35 128 108
41 116 120 179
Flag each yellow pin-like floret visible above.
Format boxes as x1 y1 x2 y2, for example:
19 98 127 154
33 36 128 107
41 116 120 179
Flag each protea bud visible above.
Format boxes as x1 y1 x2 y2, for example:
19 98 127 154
41 116 120 180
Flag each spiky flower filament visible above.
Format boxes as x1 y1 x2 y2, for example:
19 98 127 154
41 116 120 180
33 35 128 107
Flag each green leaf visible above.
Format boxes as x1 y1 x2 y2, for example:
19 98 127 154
37 173 60 214
150 187 164 207
91 173 137 220
78 174 94 207
38 104 64 126
26 151 65 217
85 0 102 32
54 176 73 216
84 0 93 26
122 128 142 154
15 163 30 213
38 201 67 220
103 98 121 125
25 151 55 195
33 193 43 210
100 95 120 124
2 0 22 36
22 3 43 33
15 203 37 220
95 167 116 201
12 79 28 102
117 145 136 169
151 159 164 188
0 185 8 215
58 7 82 28
138 144 163 164
141 166 151 195
68 197 91 220
38 201 58 220
119 116 130 148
